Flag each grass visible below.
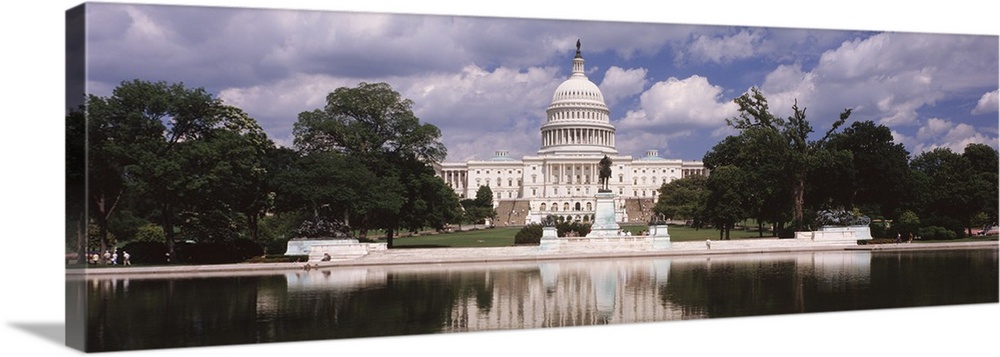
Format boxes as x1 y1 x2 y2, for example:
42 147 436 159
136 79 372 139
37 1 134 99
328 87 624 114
381 224 1000 248
387 227 521 248
381 224 784 248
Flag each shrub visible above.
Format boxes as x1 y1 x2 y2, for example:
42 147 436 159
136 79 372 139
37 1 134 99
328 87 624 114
120 241 168 265
515 224 543 245
263 238 290 255
922 216 965 238
918 226 957 240
557 221 591 237
134 223 166 242
175 239 265 264
869 222 889 239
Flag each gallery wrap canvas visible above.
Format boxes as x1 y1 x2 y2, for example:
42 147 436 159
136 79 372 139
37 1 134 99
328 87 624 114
58 1 998 355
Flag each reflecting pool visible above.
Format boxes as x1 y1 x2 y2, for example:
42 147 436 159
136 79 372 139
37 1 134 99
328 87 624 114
73 247 998 352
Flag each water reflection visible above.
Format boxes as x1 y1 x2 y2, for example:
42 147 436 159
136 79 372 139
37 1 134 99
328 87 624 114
79 248 997 352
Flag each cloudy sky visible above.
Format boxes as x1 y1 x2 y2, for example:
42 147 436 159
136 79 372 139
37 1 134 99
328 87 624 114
75 2 998 163
2 2 998 357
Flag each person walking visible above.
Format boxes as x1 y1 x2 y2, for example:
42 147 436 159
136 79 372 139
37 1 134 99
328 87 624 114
123 251 131 266
111 250 118 265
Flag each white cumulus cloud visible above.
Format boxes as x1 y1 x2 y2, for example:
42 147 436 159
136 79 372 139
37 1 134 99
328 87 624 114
618 75 738 130
599 66 648 107
679 29 765 65
908 118 997 154
972 90 999 115
760 32 997 128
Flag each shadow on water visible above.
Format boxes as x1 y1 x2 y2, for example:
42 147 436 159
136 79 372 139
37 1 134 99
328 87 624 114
9 322 64 346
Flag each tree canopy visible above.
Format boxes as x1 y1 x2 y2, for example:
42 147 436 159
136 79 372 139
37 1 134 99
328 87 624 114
290 82 456 247
77 79 276 261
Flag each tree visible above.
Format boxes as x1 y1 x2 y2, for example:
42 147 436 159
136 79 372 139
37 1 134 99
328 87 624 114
474 185 495 208
653 175 708 226
909 147 975 237
291 82 449 248
293 82 446 163
703 165 747 240
721 87 851 230
86 79 274 260
66 108 88 263
962 143 999 229
823 121 912 218
473 185 497 225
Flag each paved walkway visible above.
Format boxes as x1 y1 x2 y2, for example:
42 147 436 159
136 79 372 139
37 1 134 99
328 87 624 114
71 239 997 277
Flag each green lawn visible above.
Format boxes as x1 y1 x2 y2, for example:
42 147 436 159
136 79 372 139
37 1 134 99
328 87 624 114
383 224 780 248
380 225 998 248
387 227 521 248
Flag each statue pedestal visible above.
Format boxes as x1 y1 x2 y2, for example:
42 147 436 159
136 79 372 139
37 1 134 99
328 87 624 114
586 192 620 238
649 224 671 249
796 226 872 244
285 238 386 261
539 226 560 251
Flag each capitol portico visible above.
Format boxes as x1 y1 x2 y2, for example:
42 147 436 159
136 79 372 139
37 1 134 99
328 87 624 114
436 41 707 226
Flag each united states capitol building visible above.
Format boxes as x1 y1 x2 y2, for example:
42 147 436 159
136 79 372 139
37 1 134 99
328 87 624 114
435 42 707 226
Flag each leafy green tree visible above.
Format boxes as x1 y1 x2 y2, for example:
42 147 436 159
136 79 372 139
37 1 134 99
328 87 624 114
895 210 921 238
962 143 999 230
909 147 976 237
293 82 446 162
291 82 449 247
474 184 495 208
653 175 708 226
823 121 912 218
703 165 748 240
720 87 851 230
66 108 87 262
397 159 461 234
86 79 273 260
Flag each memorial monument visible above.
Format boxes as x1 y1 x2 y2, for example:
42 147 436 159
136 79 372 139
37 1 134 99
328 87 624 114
795 209 873 244
586 155 621 237
285 217 386 261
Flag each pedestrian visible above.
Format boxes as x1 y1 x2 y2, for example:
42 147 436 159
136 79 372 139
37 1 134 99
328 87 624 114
102 250 111 265
111 250 118 265
908 232 914 243
123 251 131 266
896 233 901 244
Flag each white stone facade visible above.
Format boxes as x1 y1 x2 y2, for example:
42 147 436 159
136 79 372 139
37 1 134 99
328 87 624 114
435 42 707 225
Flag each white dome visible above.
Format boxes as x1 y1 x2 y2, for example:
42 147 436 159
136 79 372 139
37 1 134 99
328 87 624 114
537 40 617 156
551 75 606 105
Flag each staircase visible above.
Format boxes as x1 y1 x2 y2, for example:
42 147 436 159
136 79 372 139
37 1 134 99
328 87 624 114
495 200 531 227
624 198 655 223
